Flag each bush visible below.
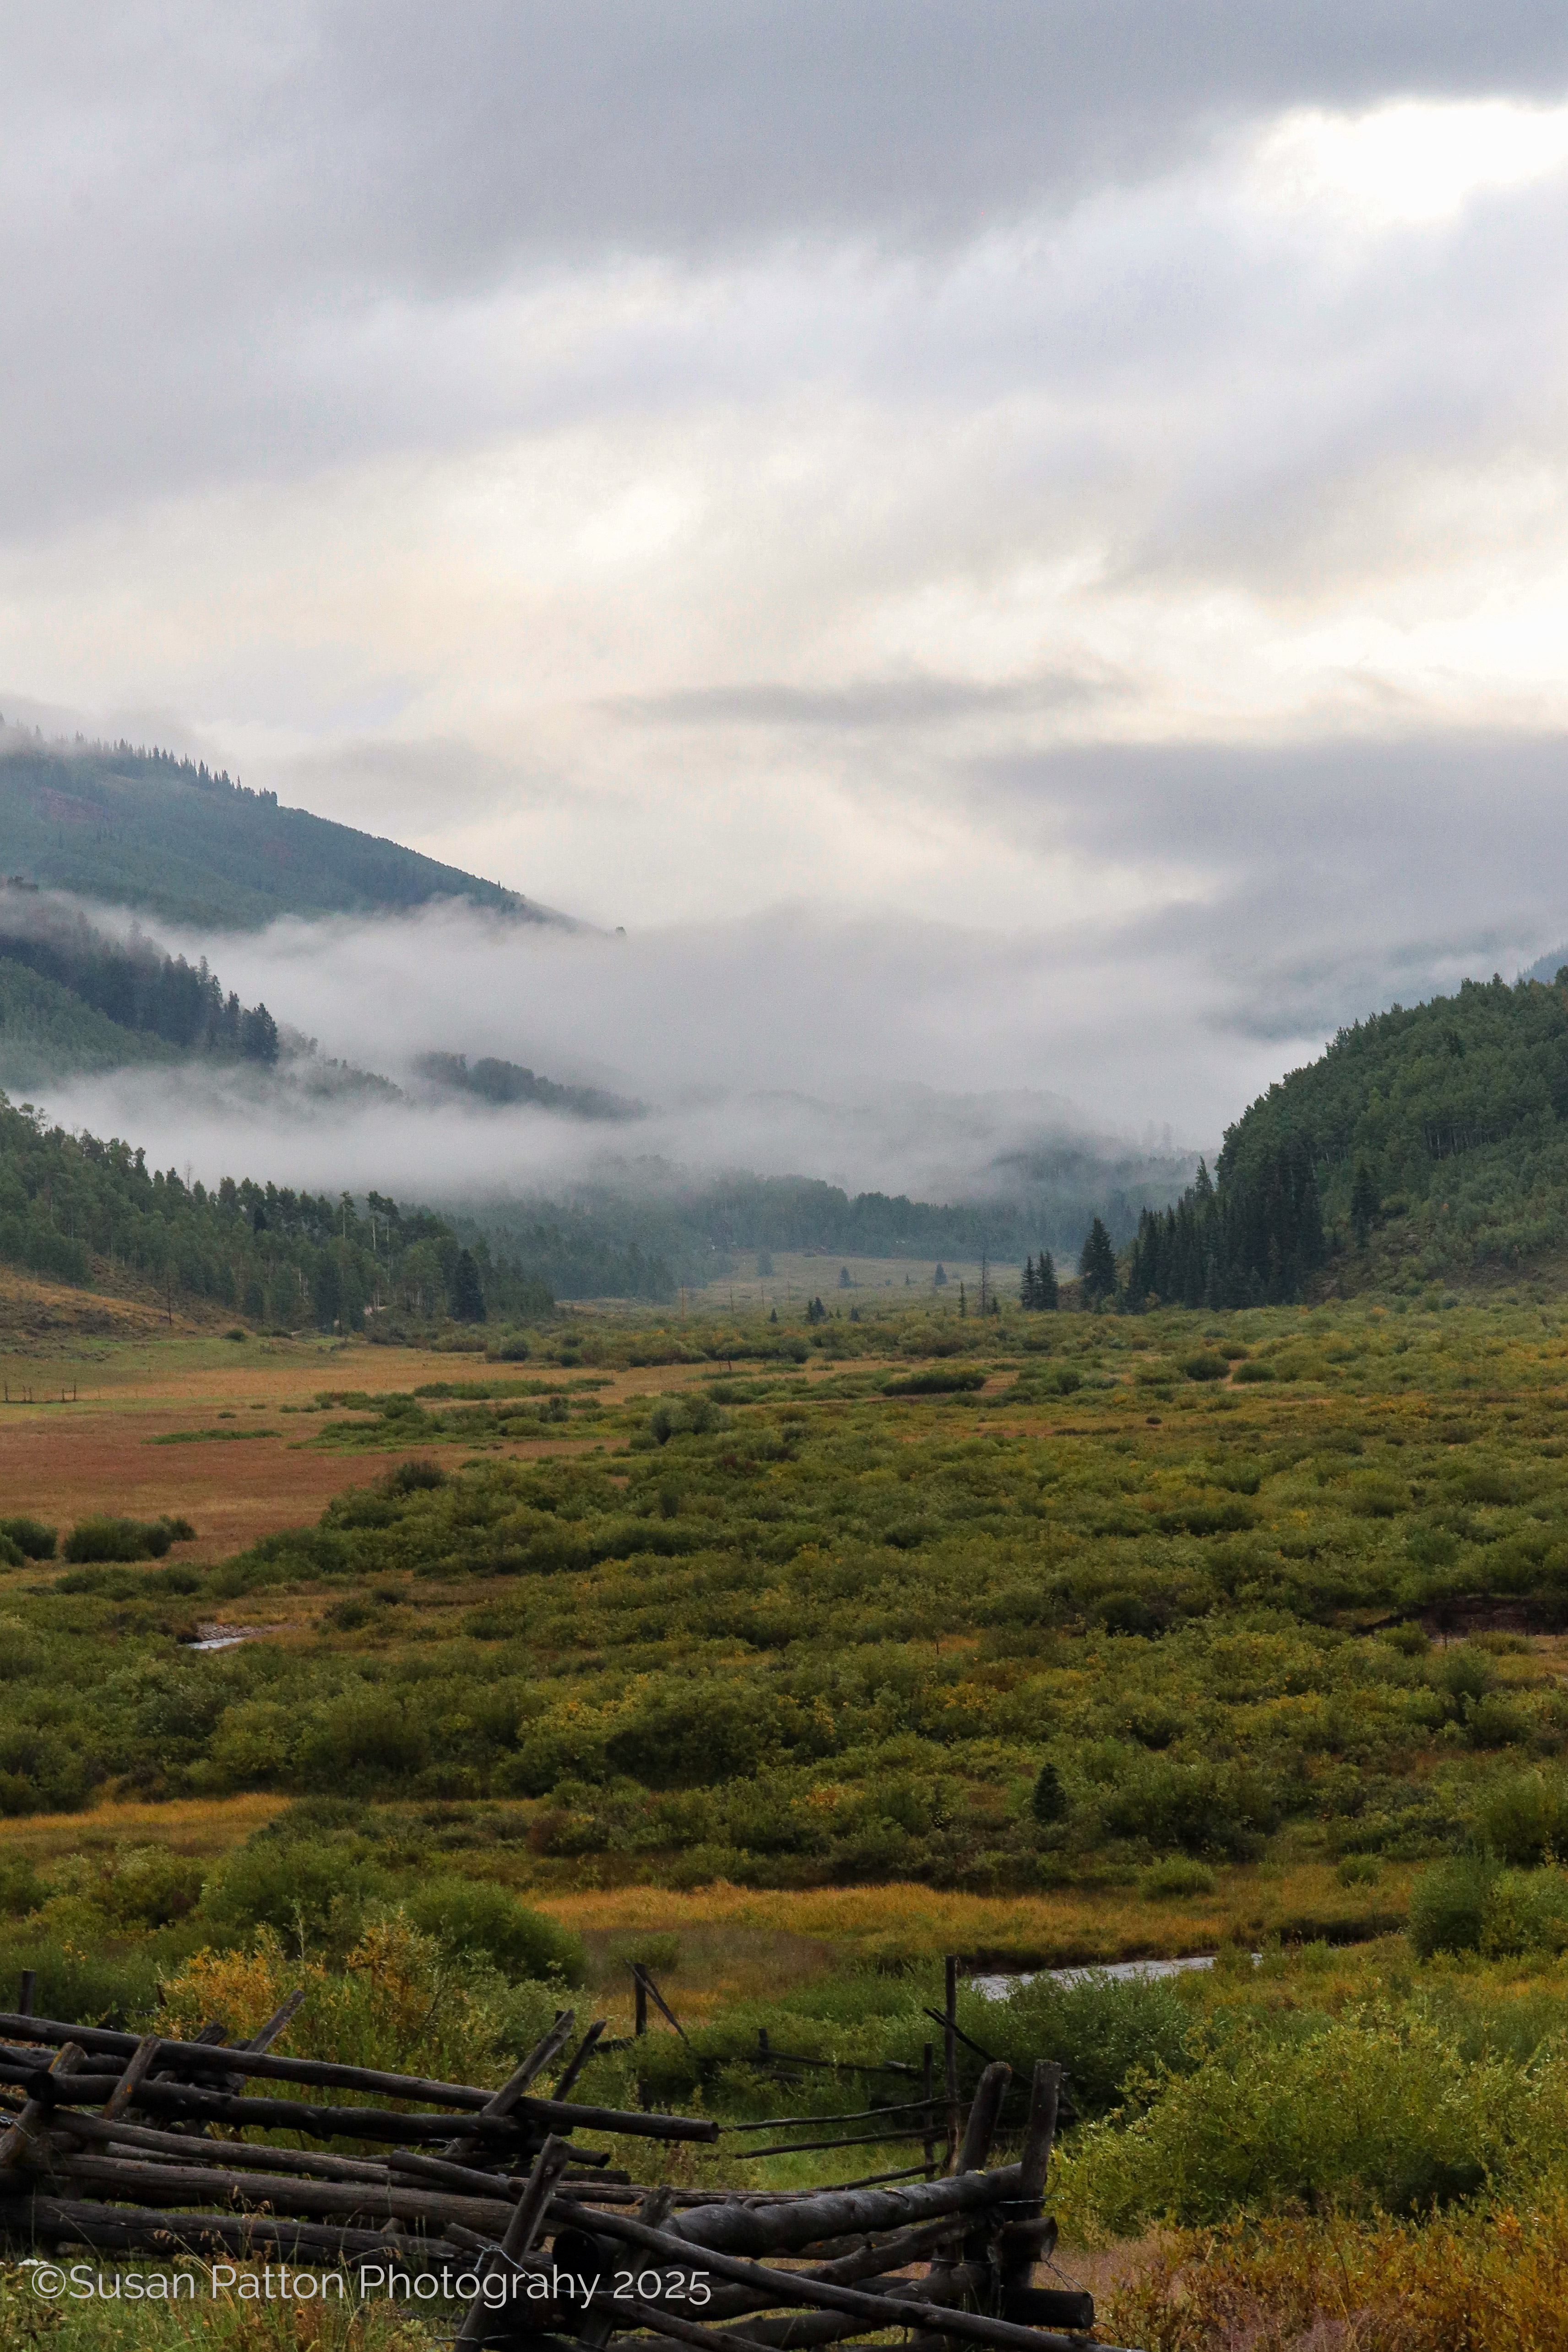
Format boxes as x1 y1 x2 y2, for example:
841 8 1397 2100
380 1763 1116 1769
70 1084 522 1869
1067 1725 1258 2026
1408 1853 1498 1957
0 1855 49 1915
201 1840 390 1943
99 1847 206 1929
1098 1761 1279 1859
382 1458 449 1495
1180 1352 1230 1382
1140 1858 1216 1897
884 1367 987 1396
403 1877 587 1984
1474 1772 1568 1866
0 1516 55 1559
604 1686 767 1787
648 1396 726 1443
1231 1360 1275 1382
975 1971 1197 2120
63 1515 184 1562
1057 2009 1548 2233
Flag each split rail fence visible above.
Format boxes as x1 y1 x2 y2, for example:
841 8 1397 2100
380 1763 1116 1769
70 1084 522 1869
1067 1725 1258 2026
0 1979 1131 2352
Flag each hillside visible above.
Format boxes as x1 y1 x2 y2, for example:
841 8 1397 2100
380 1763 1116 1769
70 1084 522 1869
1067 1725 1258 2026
1129 971 1568 1304
0 731 566 930
0 1093 551 1329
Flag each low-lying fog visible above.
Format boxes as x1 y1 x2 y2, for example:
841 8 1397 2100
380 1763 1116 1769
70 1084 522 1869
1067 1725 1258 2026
16 899 1259 1204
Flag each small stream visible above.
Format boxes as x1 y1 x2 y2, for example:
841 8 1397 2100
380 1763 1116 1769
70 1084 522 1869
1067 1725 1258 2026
973 1953 1249 1997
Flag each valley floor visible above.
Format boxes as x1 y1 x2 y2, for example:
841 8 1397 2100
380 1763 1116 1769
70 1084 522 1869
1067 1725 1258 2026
6 1277 1568 2344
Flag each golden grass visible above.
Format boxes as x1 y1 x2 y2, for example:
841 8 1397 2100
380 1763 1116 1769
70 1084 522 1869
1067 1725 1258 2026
1103 2204 1568 2352
0 1793 287 1867
533 1857 1416 1973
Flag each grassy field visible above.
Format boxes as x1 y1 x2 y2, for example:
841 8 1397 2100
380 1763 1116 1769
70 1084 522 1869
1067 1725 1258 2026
7 1280 1568 2340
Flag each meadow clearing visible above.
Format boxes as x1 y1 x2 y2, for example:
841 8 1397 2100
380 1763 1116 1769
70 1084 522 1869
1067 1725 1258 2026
6 1272 1568 2343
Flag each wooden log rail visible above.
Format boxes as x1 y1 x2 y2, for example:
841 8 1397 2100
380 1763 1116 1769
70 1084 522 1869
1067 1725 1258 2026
0 2004 1134 2352
0 2064 715 2145
0 2012 716 2140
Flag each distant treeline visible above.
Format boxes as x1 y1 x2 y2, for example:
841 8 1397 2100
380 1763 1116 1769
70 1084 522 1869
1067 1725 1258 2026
0 893 278 1062
459 1165 1198 1302
455 1209 678 1303
418 1052 640 1123
0 1096 551 1328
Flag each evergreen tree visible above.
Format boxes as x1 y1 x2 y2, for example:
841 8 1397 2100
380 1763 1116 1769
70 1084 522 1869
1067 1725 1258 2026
1031 1761 1068 1825
449 1246 486 1322
311 1249 343 1330
1079 1216 1117 1306
1037 1250 1059 1309
1020 1254 1037 1308
1350 1160 1379 1247
933 1262 948 1288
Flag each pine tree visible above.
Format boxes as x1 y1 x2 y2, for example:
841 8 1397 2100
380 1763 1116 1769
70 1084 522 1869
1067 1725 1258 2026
1031 1761 1068 1825
1350 1160 1379 1248
449 1247 486 1322
1079 1217 1117 1307
1020 1254 1037 1309
1037 1250 1059 1309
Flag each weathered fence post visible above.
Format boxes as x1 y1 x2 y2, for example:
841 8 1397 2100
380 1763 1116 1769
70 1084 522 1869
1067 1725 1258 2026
943 1956 960 2172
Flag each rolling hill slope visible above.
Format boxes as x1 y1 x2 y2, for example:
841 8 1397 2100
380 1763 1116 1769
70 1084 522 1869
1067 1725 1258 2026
1130 971 1568 1303
0 732 568 930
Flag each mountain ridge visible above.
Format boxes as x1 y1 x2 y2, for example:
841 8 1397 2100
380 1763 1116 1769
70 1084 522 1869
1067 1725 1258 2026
0 727 575 931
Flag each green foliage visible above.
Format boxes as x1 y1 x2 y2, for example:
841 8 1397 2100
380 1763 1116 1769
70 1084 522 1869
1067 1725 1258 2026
884 1366 987 1395
0 735 531 927
0 1515 55 1559
1031 1761 1068 1826
1140 969 1568 1290
1408 1854 1499 1957
0 891 279 1078
62 1515 184 1562
1080 1216 1118 1305
402 1877 587 1983
0 1093 554 1325
1059 2005 1566 2232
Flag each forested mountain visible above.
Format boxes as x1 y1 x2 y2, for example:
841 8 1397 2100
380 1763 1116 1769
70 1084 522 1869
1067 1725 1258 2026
1128 971 1568 1304
417 1052 641 1122
0 1095 550 1328
0 888 279 1091
0 731 563 930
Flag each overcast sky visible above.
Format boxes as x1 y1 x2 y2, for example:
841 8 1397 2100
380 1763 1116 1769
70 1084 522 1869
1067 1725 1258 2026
8 4 1568 1151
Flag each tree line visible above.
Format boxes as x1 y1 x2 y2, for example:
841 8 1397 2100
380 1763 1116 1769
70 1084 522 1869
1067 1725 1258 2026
0 1096 551 1330
0 894 278 1062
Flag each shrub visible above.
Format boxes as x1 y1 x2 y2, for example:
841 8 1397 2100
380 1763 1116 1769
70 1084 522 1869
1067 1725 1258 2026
62 1515 186 1562
1408 1853 1498 1957
0 1855 49 1915
1098 1761 1279 1859
98 1847 206 1929
1231 1360 1275 1382
1140 1858 1216 1897
382 1458 449 1495
403 1878 587 1983
1181 1352 1230 1382
0 1516 55 1559
884 1367 987 1396
648 1396 726 1443
201 1840 390 1943
1056 2009 1535 2233
605 1686 767 1788
1474 1771 1568 1866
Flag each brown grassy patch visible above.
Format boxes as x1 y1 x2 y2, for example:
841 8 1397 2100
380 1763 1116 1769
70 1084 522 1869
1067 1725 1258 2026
1104 2205 1568 2352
